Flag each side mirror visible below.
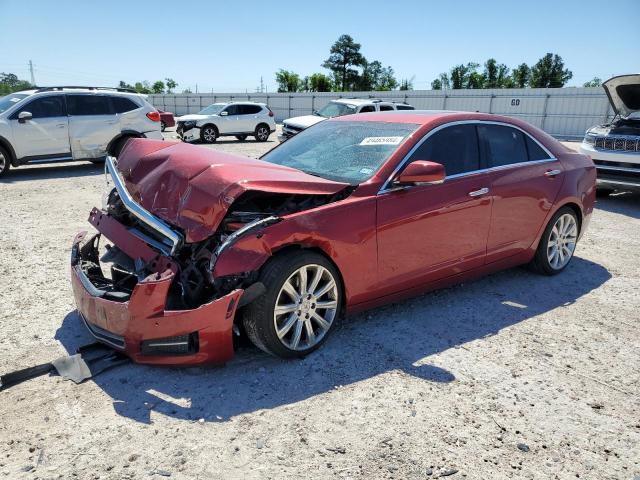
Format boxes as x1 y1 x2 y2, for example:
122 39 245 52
18 111 33 123
395 160 446 186
219 111 228 116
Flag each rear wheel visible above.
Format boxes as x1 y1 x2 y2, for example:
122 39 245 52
200 125 218 143
110 136 134 158
0 146 10 177
254 124 270 142
529 206 579 275
242 252 342 358
161 121 167 132
235 134 248 141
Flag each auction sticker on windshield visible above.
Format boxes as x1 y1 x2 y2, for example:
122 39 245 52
359 136 404 146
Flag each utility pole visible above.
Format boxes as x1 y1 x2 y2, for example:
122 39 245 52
195 83 198 93
260 76 264 93
28 60 35 85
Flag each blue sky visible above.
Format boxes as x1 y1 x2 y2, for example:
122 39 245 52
0 0 638 92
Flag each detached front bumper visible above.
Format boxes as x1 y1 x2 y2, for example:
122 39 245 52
70 224 243 366
176 124 199 142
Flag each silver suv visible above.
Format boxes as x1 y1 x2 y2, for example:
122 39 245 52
176 102 276 143
0 86 162 177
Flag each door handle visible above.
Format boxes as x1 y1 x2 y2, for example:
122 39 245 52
544 169 562 177
56 124 66 128
468 187 489 197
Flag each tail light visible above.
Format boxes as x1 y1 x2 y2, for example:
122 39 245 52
146 111 161 122
267 108 274 117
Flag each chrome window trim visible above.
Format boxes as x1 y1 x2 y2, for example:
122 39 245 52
378 120 557 194
106 155 183 254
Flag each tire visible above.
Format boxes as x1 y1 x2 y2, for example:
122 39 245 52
529 206 579 276
596 187 614 197
242 251 343 358
254 124 270 142
0 145 10 177
161 121 166 132
200 125 218 143
235 134 248 141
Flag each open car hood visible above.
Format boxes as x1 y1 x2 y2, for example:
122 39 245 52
603 74 640 118
115 139 349 243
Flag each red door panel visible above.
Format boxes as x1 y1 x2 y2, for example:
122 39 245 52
376 175 492 295
485 160 563 262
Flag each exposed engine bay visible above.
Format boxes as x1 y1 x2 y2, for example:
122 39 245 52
90 185 354 310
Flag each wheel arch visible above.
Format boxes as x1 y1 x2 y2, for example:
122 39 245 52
106 130 144 157
0 135 18 166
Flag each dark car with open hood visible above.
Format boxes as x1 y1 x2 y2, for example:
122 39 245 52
70 111 596 365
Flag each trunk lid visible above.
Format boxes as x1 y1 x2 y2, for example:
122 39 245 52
603 74 640 118
116 139 349 243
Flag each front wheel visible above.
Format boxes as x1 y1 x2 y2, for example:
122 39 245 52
242 252 342 358
0 146 11 177
529 207 579 275
200 125 218 143
254 124 270 142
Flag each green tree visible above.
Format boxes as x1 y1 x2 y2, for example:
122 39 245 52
165 78 177 93
356 60 398 91
275 69 302 92
151 80 165 94
322 34 365 91
308 73 332 92
134 81 151 94
583 77 602 87
0 73 32 94
118 80 134 90
399 77 414 91
511 63 531 88
530 53 573 88
483 59 511 88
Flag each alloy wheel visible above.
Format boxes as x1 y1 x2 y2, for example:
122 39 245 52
203 127 216 142
257 126 269 141
547 213 577 270
0 152 5 173
273 264 338 351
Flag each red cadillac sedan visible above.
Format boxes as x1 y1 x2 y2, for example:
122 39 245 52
70 111 596 365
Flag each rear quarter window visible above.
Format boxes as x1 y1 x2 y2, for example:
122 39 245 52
112 96 139 113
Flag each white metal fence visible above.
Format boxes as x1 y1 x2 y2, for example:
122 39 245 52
148 87 612 140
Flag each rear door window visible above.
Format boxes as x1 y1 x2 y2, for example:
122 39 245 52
478 124 528 167
409 124 480 176
67 95 112 116
237 104 262 115
112 96 139 113
14 95 66 118
395 104 415 110
359 105 375 113
379 104 394 111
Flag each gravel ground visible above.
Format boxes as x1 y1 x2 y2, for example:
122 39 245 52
0 131 638 480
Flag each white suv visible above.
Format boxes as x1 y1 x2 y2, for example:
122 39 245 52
579 74 640 194
279 98 415 141
176 102 276 143
0 86 163 176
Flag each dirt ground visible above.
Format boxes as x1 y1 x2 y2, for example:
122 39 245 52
0 130 638 480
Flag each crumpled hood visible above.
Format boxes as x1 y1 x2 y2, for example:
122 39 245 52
284 115 326 129
603 74 640 117
176 114 211 122
115 139 349 243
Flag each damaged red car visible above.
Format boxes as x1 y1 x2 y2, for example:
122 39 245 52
70 111 596 365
